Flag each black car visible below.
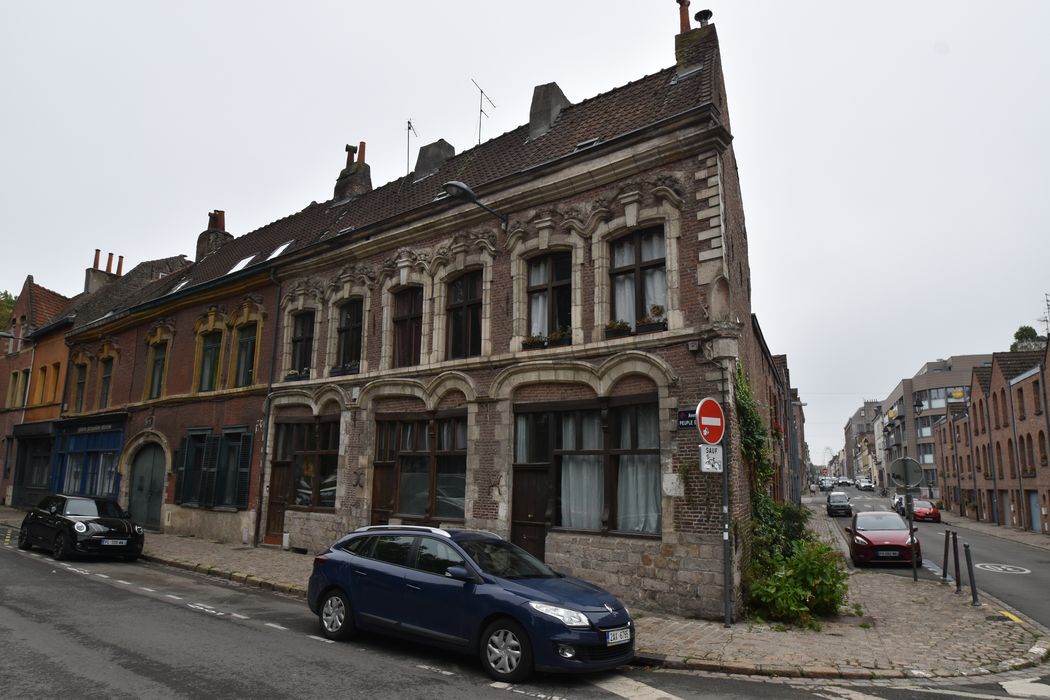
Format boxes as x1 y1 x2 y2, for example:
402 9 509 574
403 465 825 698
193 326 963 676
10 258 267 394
18 494 145 561
826 491 852 517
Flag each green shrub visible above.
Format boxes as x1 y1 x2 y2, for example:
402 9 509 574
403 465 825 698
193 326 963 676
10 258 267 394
748 540 848 626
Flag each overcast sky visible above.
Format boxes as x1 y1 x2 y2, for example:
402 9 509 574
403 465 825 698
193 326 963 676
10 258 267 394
3 1 1049 463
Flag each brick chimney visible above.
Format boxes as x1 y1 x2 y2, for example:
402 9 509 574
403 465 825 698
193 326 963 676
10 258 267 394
196 210 233 262
675 3 716 76
413 139 455 179
334 141 372 200
529 83 571 140
83 249 119 294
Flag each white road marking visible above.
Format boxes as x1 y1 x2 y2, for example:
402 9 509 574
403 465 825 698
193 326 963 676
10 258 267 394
814 689 888 700
308 635 335 644
899 687 1005 699
489 681 569 699
140 587 155 592
416 665 454 676
265 623 287 630
116 580 131 585
164 594 183 600
230 613 250 620
95 573 110 579
1002 677 1050 698
589 675 682 700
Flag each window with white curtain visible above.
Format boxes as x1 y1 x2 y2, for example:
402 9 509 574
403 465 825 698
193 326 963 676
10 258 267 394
610 227 666 329
514 397 661 536
527 252 571 337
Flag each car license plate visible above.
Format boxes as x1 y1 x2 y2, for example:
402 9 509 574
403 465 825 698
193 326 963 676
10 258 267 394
606 627 631 646
102 539 127 546
877 550 900 557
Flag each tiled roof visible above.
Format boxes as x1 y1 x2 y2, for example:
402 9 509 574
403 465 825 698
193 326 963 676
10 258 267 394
69 256 190 333
160 29 721 298
992 350 1044 382
974 366 993 393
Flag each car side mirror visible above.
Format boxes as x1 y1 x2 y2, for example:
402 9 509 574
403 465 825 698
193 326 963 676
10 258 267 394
911 526 918 533
445 565 474 582
844 527 853 535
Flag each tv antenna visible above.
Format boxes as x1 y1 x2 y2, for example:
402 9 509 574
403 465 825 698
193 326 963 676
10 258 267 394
406 119 419 176
472 79 496 145
1040 292 1050 337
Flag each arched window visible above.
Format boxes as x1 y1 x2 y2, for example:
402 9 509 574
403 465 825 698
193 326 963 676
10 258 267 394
1026 434 1035 474
992 393 1001 428
1008 438 1017 477
1039 431 1047 467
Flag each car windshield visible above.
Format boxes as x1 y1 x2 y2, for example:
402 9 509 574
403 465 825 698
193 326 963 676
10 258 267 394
64 499 123 518
855 513 907 531
829 494 849 503
459 539 557 580
913 500 933 509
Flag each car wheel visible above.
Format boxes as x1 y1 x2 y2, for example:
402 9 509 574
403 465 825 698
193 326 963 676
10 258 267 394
318 589 356 641
480 618 533 683
17 527 32 551
52 532 71 561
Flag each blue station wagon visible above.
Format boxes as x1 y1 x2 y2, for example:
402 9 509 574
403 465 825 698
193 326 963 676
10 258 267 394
307 525 634 682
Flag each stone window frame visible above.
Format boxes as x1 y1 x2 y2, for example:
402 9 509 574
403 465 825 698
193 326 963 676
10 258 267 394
280 284 322 380
324 274 372 377
379 269 432 372
589 193 682 338
193 307 228 394
430 237 494 364
143 323 174 401
509 221 585 350
95 341 119 410
70 350 90 412
228 297 265 389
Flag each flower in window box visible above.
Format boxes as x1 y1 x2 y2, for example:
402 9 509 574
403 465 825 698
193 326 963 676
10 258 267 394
635 304 667 333
522 333 548 350
545 326 572 346
604 319 632 338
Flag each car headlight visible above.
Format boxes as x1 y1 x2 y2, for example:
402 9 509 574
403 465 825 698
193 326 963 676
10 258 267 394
528 602 590 628
134 525 144 535
853 536 868 546
906 536 918 545
74 522 87 533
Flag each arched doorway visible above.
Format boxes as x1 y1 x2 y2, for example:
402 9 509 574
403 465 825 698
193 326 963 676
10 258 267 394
129 444 165 530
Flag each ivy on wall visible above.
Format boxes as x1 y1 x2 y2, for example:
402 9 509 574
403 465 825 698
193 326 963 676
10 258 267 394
734 363 772 490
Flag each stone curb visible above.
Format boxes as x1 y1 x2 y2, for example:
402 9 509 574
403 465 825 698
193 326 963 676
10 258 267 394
141 553 309 598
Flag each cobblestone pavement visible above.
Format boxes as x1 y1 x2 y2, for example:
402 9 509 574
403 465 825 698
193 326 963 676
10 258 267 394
2 503 1047 680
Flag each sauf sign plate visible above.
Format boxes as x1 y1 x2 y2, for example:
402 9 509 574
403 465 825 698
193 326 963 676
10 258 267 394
700 444 723 473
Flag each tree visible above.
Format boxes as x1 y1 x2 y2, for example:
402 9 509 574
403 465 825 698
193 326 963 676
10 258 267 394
1010 325 1046 352
0 291 15 330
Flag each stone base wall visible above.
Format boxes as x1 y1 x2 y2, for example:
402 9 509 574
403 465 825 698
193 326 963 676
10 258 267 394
544 531 738 619
285 510 351 554
165 506 253 545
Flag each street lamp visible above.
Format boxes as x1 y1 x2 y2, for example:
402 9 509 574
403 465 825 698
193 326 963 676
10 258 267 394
442 180 507 229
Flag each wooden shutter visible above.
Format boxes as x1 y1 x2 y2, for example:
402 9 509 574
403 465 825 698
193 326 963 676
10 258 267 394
200 435 221 507
236 433 253 509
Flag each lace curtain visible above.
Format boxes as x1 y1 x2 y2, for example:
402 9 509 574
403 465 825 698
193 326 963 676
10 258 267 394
560 412 603 529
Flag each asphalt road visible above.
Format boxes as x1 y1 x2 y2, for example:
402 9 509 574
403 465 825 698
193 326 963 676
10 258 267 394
4 526 1050 699
826 487 1050 629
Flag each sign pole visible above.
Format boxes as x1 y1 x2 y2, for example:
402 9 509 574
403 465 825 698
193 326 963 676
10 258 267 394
722 402 732 628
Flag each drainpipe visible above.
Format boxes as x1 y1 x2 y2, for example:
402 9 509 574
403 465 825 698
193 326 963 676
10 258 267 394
1042 362 1050 532
983 398 1000 526
1007 380 1026 530
950 413 963 517
252 270 283 548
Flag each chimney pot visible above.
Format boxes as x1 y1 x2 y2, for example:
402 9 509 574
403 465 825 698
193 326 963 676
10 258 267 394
93 249 101 270
357 141 366 163
695 9 713 26
116 255 124 276
344 143 357 168
105 253 114 274
677 0 691 33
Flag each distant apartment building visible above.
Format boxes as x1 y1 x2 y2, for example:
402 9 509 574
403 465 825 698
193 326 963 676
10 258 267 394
874 355 991 496
843 401 879 482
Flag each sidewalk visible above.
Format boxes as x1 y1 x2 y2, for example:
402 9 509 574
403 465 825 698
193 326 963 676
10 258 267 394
1 502 1047 680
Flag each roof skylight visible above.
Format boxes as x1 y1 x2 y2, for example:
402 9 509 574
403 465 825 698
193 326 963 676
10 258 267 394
267 241 293 260
228 255 256 274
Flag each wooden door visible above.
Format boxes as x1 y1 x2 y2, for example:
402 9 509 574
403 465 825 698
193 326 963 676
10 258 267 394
265 463 291 543
370 463 396 525
510 465 549 560
129 444 165 530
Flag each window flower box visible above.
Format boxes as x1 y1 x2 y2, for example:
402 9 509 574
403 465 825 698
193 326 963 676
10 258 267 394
634 320 667 334
330 362 360 376
604 320 632 339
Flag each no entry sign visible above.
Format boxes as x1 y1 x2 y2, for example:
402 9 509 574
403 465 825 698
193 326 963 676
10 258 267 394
695 398 725 445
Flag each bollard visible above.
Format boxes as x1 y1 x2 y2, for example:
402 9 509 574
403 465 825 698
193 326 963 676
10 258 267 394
941 528 951 584
952 531 961 594
963 543 980 606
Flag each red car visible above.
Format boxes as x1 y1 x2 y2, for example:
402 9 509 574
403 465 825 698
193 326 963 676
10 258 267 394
844 511 922 566
911 499 941 523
